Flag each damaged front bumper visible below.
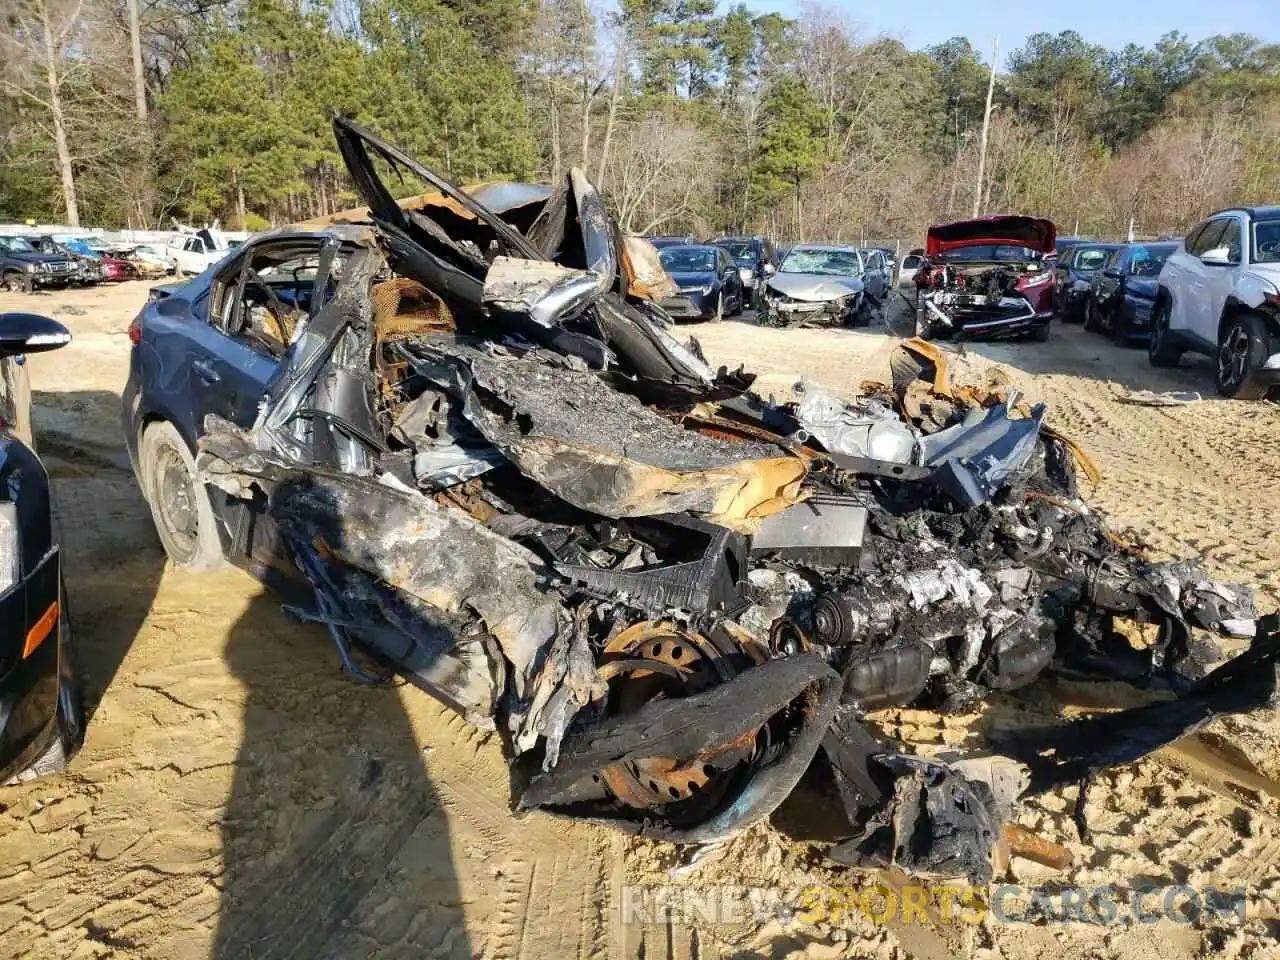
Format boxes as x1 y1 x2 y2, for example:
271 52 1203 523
759 293 860 328
919 292 1051 340
191 118 1274 885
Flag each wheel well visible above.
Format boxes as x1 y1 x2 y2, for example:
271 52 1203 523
1219 299 1278 341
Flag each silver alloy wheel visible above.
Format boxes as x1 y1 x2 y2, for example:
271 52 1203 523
1218 324 1250 387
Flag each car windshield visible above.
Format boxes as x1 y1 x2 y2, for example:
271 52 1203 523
940 244 1038 262
1129 244 1175 277
719 241 756 262
1073 248 1112 271
781 248 862 277
0 236 36 253
659 247 715 273
1252 219 1280 263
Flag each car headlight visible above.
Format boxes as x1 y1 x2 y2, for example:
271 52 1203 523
739 267 753 281
25 263 38 273
0 503 19 593
702 282 714 296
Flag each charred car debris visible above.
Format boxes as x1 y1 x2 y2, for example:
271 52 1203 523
914 215 1059 342
186 119 1275 885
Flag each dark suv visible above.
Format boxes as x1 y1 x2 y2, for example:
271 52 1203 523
0 236 79 292
708 236 780 308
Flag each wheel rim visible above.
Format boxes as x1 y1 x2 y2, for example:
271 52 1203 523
154 446 199 560
1218 325 1250 387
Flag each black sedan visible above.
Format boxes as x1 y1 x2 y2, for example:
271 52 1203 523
708 235 780 308
1084 242 1178 345
1054 242 1124 322
657 244 745 321
0 313 84 784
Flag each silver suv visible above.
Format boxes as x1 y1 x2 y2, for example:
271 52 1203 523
1151 206 1280 398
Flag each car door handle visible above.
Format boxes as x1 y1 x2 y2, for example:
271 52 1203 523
192 359 220 383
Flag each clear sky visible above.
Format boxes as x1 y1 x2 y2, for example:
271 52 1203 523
741 0 1280 63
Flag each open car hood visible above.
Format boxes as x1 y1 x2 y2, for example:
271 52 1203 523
926 216 1056 256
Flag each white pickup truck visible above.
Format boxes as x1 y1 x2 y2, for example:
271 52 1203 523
165 228 232 276
1152 206 1280 399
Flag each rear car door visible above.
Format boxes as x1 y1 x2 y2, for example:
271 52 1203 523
862 252 884 298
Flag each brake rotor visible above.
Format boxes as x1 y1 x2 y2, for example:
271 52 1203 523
596 621 767 810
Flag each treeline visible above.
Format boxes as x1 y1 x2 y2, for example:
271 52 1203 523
2 0 1279 241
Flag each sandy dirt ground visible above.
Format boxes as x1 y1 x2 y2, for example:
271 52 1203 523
0 280 1278 960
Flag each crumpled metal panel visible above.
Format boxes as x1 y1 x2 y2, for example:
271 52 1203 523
620 235 679 302
482 256 602 328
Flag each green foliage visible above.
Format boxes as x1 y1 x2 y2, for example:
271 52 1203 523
927 37 992 138
4 0 1280 239
359 0 537 183
753 76 827 196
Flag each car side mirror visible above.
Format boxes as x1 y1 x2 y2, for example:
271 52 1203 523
1200 248 1232 266
0 313 71 357
1103 267 1122 279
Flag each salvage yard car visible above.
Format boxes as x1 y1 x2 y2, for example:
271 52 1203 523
0 236 80 292
1085 242 1176 345
1150 206 1280 398
0 313 85 784
119 118 1276 882
708 235 780 308
166 229 230 276
757 243 870 327
914 215 1058 341
656 243 744 321
1054 241 1124 322
25 236 102 286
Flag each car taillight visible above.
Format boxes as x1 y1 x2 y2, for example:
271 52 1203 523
128 313 142 345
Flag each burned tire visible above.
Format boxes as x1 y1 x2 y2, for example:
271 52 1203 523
1148 299 1182 368
139 421 225 570
2 270 31 294
1216 313 1272 400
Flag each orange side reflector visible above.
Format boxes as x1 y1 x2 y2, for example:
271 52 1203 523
22 601 58 659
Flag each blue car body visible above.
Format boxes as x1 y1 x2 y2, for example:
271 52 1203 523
1054 243 1124 321
121 229 348 595
656 244 745 320
1086 242 1178 344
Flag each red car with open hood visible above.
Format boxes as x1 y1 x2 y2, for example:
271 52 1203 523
915 215 1058 341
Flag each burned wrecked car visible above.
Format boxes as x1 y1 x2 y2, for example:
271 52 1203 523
125 119 1277 883
914 215 1058 341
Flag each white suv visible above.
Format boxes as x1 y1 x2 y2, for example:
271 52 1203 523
1151 206 1280 399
